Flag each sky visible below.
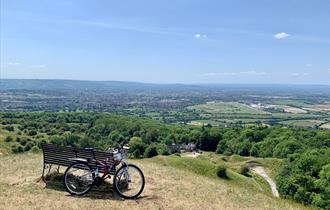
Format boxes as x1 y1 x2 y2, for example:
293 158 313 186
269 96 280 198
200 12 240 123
0 0 329 85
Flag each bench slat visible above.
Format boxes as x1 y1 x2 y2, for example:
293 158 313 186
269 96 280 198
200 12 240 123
41 143 115 174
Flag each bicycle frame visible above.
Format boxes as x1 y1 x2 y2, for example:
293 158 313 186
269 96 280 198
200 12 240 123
91 159 119 180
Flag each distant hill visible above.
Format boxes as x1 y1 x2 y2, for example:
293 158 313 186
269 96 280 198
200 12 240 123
0 79 328 94
0 79 204 92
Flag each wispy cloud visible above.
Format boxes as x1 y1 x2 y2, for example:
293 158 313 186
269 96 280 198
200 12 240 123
30 64 46 69
202 71 267 77
305 63 312 67
240 70 267 75
7 62 20 66
289 72 311 76
195 34 207 38
203 72 237 76
274 32 290 39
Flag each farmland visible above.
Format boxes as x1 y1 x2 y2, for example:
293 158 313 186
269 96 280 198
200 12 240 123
1 79 329 129
187 100 329 129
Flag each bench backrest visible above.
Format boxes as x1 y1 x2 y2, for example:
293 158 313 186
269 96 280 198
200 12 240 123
41 143 115 173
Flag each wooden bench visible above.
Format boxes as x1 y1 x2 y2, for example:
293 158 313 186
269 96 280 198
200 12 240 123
41 143 115 180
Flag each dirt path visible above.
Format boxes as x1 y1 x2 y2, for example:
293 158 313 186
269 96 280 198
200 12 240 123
251 166 279 197
181 152 201 158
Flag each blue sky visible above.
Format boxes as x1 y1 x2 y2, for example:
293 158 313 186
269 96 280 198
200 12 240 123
1 0 329 84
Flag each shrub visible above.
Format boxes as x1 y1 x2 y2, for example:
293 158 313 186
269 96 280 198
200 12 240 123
4 125 14 131
161 149 170 156
216 165 228 179
129 137 146 158
28 130 37 136
240 165 250 176
30 146 40 153
144 144 158 158
19 138 28 146
12 144 24 153
5 136 13 142
132 149 142 159
174 153 181 157
37 139 47 149
24 142 34 152
50 135 65 145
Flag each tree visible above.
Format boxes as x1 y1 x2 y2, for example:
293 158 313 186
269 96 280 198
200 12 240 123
312 164 330 209
237 140 251 156
273 139 302 158
144 144 158 158
200 129 221 151
250 144 260 157
129 137 146 158
277 149 330 208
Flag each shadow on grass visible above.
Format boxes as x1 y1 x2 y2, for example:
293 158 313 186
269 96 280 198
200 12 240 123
43 172 122 200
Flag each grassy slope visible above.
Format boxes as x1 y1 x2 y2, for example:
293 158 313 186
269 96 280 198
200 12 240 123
0 153 310 210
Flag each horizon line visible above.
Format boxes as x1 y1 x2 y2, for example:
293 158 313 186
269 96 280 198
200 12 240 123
1 78 329 86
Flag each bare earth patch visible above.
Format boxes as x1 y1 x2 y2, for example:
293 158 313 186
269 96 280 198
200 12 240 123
251 166 279 197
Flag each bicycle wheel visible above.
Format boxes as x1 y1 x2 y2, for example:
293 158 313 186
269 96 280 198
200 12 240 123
64 163 94 196
113 164 145 199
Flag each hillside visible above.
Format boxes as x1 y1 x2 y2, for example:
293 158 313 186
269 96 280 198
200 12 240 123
0 153 309 210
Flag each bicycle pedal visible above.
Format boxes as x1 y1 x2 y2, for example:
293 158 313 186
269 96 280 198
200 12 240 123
93 177 103 187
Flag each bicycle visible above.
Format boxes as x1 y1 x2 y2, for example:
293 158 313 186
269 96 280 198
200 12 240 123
63 145 145 199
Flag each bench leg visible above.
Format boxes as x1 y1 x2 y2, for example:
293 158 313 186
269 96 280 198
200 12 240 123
37 163 47 182
47 164 53 175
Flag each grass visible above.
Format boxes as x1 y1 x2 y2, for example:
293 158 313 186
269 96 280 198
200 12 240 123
279 120 326 128
188 101 268 115
0 152 311 210
270 99 309 107
187 101 327 128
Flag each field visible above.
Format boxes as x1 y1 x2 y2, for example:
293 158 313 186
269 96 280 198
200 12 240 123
0 152 310 210
188 101 268 115
279 120 326 128
187 101 329 129
320 122 330 129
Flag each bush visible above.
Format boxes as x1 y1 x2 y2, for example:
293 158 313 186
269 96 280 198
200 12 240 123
240 165 250 176
24 142 34 152
19 138 28 146
50 135 65 146
144 144 158 158
216 165 228 179
30 146 40 153
129 137 146 158
5 136 13 142
28 130 37 136
174 153 181 157
132 149 142 159
4 125 14 131
161 149 170 156
12 144 24 153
